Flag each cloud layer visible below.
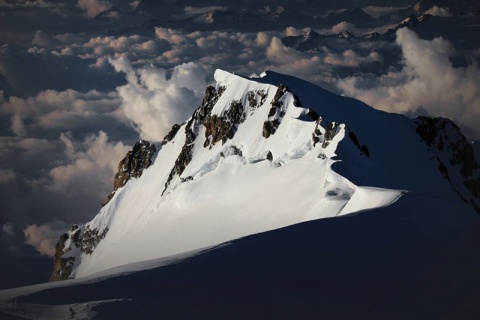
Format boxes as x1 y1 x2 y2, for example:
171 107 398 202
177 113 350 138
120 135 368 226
1 1 479 288
337 28 480 139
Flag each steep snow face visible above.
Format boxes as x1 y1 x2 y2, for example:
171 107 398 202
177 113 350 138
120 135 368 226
57 69 407 278
53 69 475 279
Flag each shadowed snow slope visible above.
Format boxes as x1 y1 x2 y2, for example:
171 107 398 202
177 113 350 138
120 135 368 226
1 193 479 319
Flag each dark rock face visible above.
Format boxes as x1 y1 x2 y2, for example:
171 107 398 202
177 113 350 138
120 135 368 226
103 140 157 206
220 145 243 158
306 108 320 121
322 122 339 148
348 130 369 157
263 85 288 138
312 118 322 147
204 115 229 147
199 85 226 120
361 145 370 157
50 223 109 282
162 124 181 145
50 225 81 282
247 90 267 113
415 116 480 214
164 118 196 195
50 233 72 281
266 151 273 161
169 142 194 182
263 119 280 138
204 100 245 148
163 85 228 194
81 226 109 255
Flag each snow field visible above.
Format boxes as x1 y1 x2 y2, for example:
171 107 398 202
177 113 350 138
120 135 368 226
74 70 405 277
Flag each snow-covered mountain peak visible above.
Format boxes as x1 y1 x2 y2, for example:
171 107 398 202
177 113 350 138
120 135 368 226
49 69 480 281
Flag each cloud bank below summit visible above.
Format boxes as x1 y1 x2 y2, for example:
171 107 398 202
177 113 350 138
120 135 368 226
0 0 479 289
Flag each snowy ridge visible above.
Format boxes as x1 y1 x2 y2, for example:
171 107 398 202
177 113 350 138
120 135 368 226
50 69 410 279
49 69 479 280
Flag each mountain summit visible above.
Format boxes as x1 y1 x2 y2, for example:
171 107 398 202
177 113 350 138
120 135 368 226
50 69 480 281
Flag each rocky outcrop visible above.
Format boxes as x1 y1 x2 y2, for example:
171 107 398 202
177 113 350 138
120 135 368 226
50 225 81 281
164 118 196 194
347 129 369 157
247 90 267 114
322 122 340 148
266 151 273 161
312 118 323 147
263 85 288 138
103 140 157 206
81 226 109 255
50 233 72 281
51 140 158 281
306 108 320 121
220 145 243 158
162 124 181 145
415 116 480 213
204 100 245 148
199 85 226 120
163 85 228 194
50 223 109 282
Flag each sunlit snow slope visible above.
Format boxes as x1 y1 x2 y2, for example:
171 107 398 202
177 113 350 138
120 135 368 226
53 69 476 279
1 192 480 320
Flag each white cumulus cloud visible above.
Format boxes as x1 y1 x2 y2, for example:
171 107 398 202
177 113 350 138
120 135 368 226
49 130 129 192
110 57 207 141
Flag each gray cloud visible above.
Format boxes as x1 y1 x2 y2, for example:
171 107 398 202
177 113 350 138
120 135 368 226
362 6 410 19
32 30 63 49
424 6 453 17
0 0 58 9
76 0 114 17
184 5 227 16
336 27 480 139
0 88 122 137
0 168 16 184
